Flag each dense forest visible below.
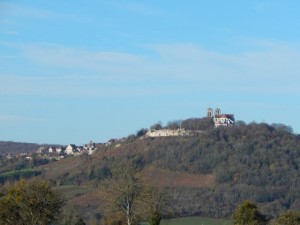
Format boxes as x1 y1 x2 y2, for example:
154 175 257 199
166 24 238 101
144 122 299 219
1 119 300 224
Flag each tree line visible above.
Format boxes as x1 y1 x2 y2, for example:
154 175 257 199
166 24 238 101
1 175 300 225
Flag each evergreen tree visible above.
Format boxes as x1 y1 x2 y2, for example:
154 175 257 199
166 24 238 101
232 200 268 225
0 179 64 225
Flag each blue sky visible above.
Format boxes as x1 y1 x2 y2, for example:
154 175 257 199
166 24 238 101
1 1 300 145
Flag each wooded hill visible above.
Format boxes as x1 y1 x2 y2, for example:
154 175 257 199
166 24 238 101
2 120 300 223
0 141 39 154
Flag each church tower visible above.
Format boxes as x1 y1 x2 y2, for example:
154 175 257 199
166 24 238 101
215 108 221 116
207 108 213 118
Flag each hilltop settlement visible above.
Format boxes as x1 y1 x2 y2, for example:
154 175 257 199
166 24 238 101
1 108 235 161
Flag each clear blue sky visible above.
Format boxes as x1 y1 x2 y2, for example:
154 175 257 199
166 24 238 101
1 0 300 145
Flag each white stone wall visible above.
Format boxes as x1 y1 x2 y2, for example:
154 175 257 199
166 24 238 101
146 129 191 137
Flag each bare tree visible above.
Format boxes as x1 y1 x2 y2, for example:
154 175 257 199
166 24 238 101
99 162 172 225
99 164 144 225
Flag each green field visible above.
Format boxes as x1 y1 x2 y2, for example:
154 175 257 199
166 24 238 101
142 216 232 225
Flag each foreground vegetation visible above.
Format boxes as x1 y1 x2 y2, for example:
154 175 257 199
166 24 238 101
1 179 300 225
0 179 64 225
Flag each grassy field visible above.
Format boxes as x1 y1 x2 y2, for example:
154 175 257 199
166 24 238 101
159 216 232 225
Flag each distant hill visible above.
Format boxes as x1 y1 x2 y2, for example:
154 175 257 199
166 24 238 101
0 141 40 154
8 120 300 223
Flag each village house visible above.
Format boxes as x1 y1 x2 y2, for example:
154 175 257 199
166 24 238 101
55 147 62 154
37 146 45 154
65 144 77 155
48 147 54 153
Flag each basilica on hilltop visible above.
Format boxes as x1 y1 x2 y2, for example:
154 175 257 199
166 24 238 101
207 108 235 127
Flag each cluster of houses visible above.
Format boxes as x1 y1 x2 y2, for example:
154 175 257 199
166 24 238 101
1 141 97 162
38 141 96 157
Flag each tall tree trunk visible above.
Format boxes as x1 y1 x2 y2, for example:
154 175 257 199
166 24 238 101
126 197 131 225
127 207 131 225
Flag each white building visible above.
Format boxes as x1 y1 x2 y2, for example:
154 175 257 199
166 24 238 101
65 144 77 155
207 108 235 127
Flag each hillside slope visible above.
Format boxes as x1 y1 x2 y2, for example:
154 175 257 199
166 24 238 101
35 122 300 221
